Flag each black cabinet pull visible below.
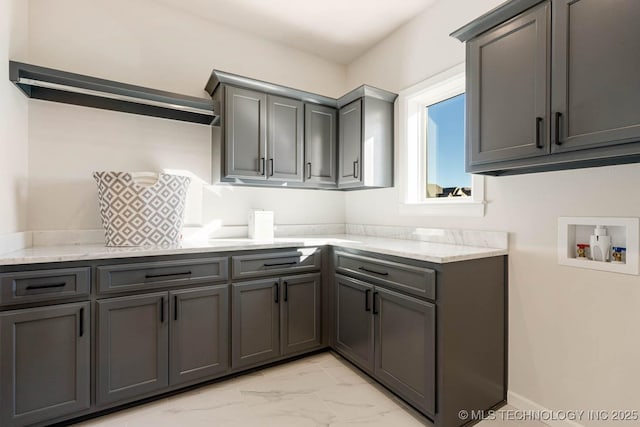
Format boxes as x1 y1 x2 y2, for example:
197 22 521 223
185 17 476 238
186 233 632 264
353 160 359 179
259 157 266 175
554 112 563 145
283 281 288 302
535 117 543 149
174 295 178 321
264 261 297 267
79 307 85 337
358 266 389 276
269 158 274 176
306 162 312 179
145 271 191 280
373 292 379 315
160 297 165 323
26 282 66 290
365 289 371 312
274 282 279 303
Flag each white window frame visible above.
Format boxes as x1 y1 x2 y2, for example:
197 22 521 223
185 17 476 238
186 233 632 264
398 63 485 217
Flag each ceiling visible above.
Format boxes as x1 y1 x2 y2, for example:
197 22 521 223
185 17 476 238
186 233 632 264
154 0 436 64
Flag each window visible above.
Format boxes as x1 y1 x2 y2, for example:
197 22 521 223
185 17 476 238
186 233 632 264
398 64 484 217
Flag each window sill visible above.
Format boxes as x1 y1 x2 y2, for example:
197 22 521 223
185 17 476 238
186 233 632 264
399 200 485 217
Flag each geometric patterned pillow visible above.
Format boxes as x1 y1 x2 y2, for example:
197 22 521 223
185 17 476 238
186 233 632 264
93 171 191 247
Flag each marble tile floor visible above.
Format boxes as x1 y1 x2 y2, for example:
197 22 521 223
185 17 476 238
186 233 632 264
74 352 545 427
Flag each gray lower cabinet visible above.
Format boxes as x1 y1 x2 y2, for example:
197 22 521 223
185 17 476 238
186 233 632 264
97 292 169 405
338 99 363 187
232 279 281 369
467 1 550 166
281 273 322 355
170 285 229 385
224 85 267 180
334 275 374 372
551 0 640 151
268 95 304 182
305 103 337 186
374 287 435 416
0 302 90 427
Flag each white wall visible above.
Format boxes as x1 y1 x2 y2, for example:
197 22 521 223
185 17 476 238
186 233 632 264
346 0 640 423
0 0 29 235
26 0 347 231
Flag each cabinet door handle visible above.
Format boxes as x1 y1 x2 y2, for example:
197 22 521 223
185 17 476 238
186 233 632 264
79 307 85 337
259 157 266 175
372 291 379 315
174 295 178 321
353 160 359 179
160 297 165 323
365 289 371 312
535 117 543 149
283 281 288 302
145 271 191 280
264 261 297 267
269 158 274 176
358 266 389 276
306 162 312 179
274 282 279 304
26 282 66 290
554 112 563 145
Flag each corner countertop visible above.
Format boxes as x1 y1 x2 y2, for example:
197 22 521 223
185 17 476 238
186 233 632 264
0 234 508 267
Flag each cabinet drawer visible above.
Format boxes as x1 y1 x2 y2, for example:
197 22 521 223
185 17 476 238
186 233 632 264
232 248 321 280
0 268 90 307
335 251 435 300
97 257 228 295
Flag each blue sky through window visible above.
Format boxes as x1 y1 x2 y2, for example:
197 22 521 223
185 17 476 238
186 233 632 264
426 93 470 196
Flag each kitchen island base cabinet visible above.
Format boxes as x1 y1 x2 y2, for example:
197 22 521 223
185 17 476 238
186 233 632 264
170 285 229 386
0 302 90 427
97 293 169 406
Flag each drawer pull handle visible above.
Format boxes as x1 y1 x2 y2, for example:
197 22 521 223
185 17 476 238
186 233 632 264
358 266 389 276
365 289 371 312
264 261 297 267
145 271 192 280
25 282 67 290
79 307 85 337
373 291 379 315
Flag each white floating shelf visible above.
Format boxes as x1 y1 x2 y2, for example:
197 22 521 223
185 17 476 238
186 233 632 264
558 217 639 275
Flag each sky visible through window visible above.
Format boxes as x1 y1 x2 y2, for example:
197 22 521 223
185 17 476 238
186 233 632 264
426 93 471 198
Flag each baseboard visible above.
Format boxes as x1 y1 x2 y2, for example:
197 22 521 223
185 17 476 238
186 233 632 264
508 391 585 427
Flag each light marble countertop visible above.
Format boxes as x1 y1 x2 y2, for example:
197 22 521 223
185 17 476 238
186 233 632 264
0 234 507 266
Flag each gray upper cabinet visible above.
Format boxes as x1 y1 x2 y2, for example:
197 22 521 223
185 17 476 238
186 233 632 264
224 86 267 180
281 274 322 356
268 95 304 182
338 100 363 187
453 0 640 175
374 287 435 416
232 279 281 369
467 1 550 166
170 285 229 386
97 292 169 405
551 0 640 152
304 103 337 186
334 275 374 372
0 302 90 427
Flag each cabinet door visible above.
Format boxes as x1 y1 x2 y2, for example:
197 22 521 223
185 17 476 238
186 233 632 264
338 99 363 186
281 274 322 356
268 95 304 182
334 275 374 372
232 279 280 369
225 85 267 179
467 1 550 165
304 104 337 185
170 285 229 386
97 293 169 405
374 287 435 416
551 0 640 151
0 303 90 427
